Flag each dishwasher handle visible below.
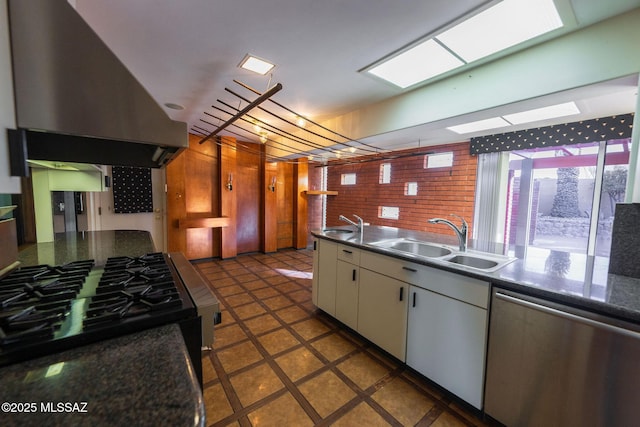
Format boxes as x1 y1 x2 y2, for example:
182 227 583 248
495 292 640 340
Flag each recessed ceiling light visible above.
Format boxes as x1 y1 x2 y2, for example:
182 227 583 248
239 54 275 75
503 102 580 125
367 39 464 88
164 102 184 110
447 117 511 134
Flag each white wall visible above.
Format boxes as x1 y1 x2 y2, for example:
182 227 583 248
89 166 166 251
0 0 21 194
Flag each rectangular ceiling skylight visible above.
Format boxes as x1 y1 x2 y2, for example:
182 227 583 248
447 117 511 134
366 0 562 88
239 54 275 75
367 39 464 89
503 101 580 124
436 0 562 63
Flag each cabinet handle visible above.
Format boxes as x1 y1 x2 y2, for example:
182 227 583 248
313 241 317 250
402 266 417 272
352 269 356 281
399 287 404 301
342 249 353 254
412 292 416 308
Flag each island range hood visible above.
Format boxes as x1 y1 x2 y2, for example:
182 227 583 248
7 0 188 168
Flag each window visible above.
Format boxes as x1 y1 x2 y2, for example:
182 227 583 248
405 182 418 196
501 139 631 258
425 152 454 169
341 173 356 185
379 163 391 184
378 206 400 220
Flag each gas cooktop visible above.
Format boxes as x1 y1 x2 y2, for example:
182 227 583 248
0 253 197 366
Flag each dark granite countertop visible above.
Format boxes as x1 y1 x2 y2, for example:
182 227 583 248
17 230 156 268
0 323 204 427
312 225 640 324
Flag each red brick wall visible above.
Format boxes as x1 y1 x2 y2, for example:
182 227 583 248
323 142 477 237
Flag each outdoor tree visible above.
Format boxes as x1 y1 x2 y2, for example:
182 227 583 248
602 167 627 216
550 167 583 217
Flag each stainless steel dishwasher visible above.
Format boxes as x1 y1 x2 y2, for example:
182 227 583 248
485 288 640 427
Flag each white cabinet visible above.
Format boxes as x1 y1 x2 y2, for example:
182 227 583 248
358 269 408 360
312 239 338 316
407 274 489 410
336 259 359 330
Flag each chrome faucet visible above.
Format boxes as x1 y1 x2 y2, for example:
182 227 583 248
428 214 468 252
339 214 364 233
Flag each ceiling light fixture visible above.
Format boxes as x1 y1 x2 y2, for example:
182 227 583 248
365 0 562 89
164 102 184 110
502 101 580 125
295 116 307 128
259 132 268 143
239 54 275 75
447 117 511 134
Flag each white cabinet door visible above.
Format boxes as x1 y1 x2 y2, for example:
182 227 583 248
357 269 408 361
407 285 487 409
315 239 338 315
335 260 358 330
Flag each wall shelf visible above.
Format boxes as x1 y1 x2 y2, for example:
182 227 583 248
179 216 230 229
305 190 338 196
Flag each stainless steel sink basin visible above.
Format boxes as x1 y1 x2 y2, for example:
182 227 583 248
323 228 353 234
445 255 499 269
443 252 515 272
370 239 452 258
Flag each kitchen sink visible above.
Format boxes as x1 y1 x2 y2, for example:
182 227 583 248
322 228 354 234
370 239 452 258
443 253 515 272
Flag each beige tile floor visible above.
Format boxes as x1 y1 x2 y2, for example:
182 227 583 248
196 249 493 427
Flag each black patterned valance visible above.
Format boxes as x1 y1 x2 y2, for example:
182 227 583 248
112 166 153 214
470 113 634 155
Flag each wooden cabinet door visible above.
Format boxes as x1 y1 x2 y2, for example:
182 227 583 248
357 269 408 361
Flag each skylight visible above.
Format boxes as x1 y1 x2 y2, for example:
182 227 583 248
447 117 511 134
366 0 563 88
239 54 275 75
503 101 580 124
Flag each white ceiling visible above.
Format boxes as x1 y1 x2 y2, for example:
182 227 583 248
73 0 639 158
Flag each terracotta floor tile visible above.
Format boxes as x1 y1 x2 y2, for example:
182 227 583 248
233 302 267 320
310 333 357 361
225 292 255 307
431 411 470 427
230 363 284 407
217 340 263 373
274 281 303 294
247 392 313 427
288 289 312 303
235 273 260 283
213 323 247 348
298 370 356 418
337 352 391 390
262 295 294 310
251 287 281 300
274 306 310 324
332 402 392 427
291 318 331 340
265 275 289 285
258 328 300 355
217 284 245 297
242 279 269 291
202 355 217 383
243 314 282 336
275 347 325 382
203 383 233 425
372 377 435 426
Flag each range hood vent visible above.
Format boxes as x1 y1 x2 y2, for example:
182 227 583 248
8 0 187 168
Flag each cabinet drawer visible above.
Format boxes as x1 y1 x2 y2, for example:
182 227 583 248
360 250 489 308
360 250 424 285
337 244 360 264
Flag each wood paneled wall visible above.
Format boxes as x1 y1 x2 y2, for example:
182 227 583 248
167 133 309 260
